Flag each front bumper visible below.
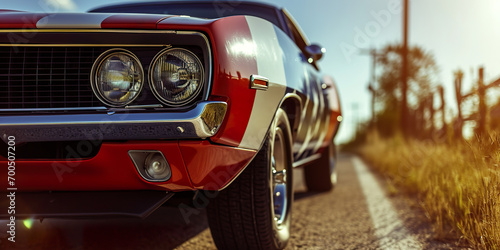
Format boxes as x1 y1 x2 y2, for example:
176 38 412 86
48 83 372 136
0 99 257 218
0 101 227 143
0 140 256 191
0 139 257 218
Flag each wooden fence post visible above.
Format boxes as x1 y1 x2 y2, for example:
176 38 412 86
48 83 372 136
454 70 464 139
476 67 486 136
428 94 435 135
438 86 446 134
416 101 424 138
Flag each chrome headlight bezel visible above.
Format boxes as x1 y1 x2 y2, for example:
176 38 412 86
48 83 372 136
148 47 205 107
90 48 144 107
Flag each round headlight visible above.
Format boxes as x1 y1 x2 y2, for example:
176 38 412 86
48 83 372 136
149 48 204 106
91 49 144 107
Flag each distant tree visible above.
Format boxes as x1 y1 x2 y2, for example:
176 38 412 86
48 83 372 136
375 44 439 136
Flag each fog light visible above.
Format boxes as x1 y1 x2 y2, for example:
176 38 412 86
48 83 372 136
128 150 171 182
145 153 171 180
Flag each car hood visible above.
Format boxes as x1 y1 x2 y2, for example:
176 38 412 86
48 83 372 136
0 12 215 29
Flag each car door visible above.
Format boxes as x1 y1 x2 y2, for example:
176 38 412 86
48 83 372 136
280 9 330 161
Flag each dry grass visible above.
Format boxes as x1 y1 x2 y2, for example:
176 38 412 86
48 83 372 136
357 132 500 249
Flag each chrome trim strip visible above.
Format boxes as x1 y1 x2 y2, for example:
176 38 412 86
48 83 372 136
0 101 224 127
0 29 177 33
0 44 168 47
292 153 321 168
0 107 108 112
0 101 227 142
125 104 163 109
250 74 269 90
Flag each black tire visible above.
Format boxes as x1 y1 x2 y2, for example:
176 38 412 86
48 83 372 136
304 140 337 192
207 109 293 250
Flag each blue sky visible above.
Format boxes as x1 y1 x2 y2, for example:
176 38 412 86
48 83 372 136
3 0 500 143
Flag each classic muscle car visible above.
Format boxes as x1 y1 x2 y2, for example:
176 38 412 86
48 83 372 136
0 1 341 249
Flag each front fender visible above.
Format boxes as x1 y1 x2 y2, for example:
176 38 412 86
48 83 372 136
204 16 288 151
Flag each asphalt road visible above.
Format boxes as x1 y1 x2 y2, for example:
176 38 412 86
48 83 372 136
0 154 463 249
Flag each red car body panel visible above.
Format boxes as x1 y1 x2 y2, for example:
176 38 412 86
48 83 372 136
179 140 256 189
0 140 256 191
321 75 343 148
0 13 48 28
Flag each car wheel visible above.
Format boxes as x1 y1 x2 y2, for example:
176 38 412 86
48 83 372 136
304 140 337 192
207 108 293 250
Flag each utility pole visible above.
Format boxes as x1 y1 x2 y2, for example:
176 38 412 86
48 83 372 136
360 48 383 126
369 49 377 126
401 0 410 135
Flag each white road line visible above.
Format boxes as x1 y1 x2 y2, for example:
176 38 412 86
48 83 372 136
352 156 422 250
